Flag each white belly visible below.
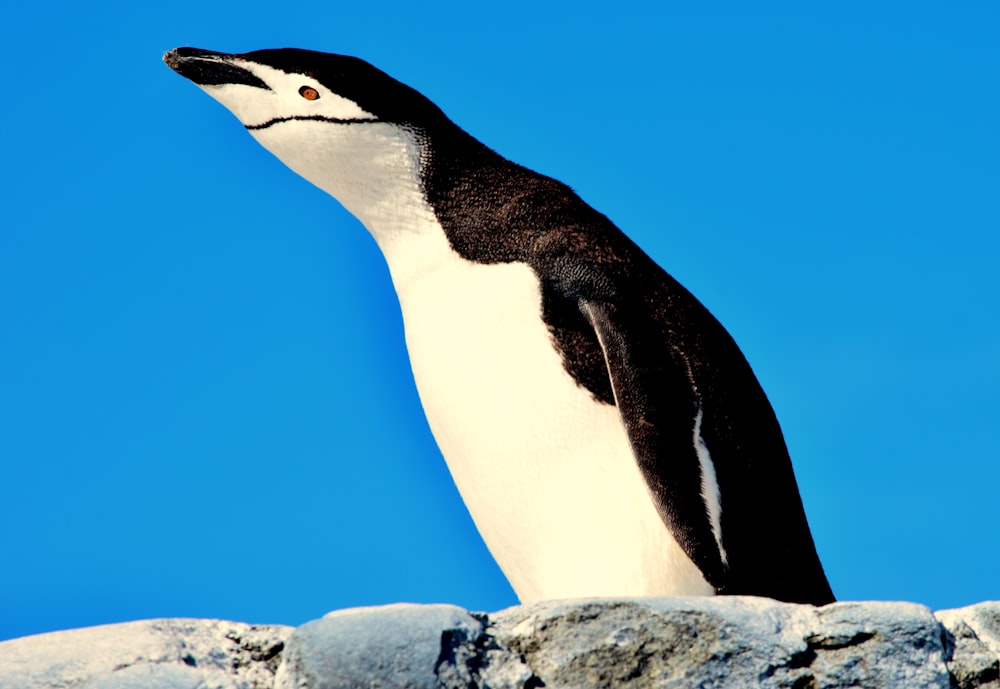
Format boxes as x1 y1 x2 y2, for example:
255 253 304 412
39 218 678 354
395 256 713 603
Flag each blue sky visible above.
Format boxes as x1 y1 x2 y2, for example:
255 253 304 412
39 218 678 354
1 2 998 642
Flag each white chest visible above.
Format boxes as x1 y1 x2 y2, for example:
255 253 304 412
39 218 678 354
390 250 713 602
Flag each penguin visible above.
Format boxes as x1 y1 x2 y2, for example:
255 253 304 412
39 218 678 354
164 47 835 606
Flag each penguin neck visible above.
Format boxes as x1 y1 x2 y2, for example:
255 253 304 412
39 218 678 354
252 119 450 290
367 129 514 299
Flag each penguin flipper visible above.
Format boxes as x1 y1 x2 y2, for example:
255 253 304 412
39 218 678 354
580 298 728 589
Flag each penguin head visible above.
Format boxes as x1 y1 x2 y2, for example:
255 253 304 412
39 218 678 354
164 47 450 228
164 48 447 130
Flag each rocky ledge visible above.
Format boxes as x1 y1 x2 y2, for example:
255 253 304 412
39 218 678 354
1 598 997 688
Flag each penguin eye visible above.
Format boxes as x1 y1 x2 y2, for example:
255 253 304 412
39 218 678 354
298 86 320 101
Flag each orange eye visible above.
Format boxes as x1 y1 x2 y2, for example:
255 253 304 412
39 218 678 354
299 86 320 101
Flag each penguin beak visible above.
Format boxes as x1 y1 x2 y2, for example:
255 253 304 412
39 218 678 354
163 47 271 91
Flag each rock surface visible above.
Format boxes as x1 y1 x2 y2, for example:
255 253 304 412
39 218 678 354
937 603 1000 689
2 599 998 689
0 618 292 689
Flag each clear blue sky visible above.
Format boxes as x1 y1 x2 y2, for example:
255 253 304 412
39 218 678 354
1 2 997 642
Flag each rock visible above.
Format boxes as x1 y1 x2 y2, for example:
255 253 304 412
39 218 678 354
937 602 1000 689
0 618 292 689
273 603 536 689
3 599 999 689
275 604 496 689
492 597 952 688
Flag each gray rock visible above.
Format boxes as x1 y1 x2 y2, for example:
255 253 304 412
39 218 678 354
490 597 952 689
937 602 1000 689
274 603 533 689
0 618 292 689
4 599 1000 689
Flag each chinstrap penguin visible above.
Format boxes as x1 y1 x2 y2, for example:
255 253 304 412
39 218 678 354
164 47 835 606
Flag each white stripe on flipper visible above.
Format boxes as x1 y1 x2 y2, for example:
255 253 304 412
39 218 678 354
694 408 728 565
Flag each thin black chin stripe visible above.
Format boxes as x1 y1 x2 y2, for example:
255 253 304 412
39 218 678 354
246 114 379 131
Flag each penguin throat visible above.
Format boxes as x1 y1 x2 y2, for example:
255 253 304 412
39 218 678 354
249 119 437 240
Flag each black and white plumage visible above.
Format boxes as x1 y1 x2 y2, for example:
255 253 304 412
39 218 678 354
164 47 835 606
